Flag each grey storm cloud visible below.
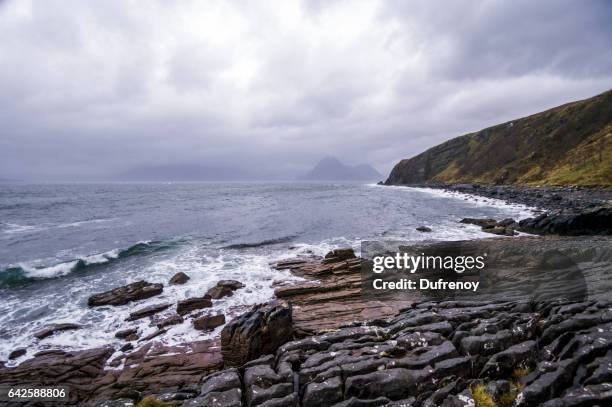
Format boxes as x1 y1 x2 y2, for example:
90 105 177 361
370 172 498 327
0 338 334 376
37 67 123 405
0 0 611 180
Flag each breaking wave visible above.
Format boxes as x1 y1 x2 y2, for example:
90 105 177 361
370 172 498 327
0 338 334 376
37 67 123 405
0 240 172 287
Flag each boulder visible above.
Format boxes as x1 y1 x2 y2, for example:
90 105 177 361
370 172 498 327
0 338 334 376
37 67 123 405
169 272 190 285
177 296 213 315
8 349 26 360
34 323 82 340
153 314 184 329
88 281 163 307
221 302 292 367
416 226 433 232
194 314 226 331
460 218 498 228
205 280 245 299
125 303 171 321
115 328 138 339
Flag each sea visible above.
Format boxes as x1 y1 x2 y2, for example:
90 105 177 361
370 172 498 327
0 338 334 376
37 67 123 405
0 182 536 365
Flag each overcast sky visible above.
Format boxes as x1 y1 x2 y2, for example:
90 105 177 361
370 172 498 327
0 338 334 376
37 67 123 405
1 0 611 180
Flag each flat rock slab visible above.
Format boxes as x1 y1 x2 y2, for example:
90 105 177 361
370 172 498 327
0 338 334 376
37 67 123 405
126 302 171 321
272 251 411 334
153 314 184 329
177 296 213 315
34 323 82 340
0 347 114 403
88 281 163 307
194 313 226 331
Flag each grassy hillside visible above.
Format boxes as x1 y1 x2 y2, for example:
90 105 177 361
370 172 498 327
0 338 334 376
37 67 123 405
385 90 612 187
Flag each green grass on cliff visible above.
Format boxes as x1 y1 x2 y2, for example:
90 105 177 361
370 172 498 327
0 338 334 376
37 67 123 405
387 90 612 187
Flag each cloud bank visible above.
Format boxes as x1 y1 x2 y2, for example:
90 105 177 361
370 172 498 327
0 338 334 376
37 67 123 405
0 0 610 180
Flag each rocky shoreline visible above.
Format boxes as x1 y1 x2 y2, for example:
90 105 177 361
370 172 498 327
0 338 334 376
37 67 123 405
1 236 611 406
385 183 612 236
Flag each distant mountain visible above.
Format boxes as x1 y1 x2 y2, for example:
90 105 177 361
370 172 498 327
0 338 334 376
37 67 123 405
300 157 382 181
386 90 612 187
117 164 251 181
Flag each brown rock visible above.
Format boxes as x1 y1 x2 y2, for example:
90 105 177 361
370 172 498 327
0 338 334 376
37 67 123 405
205 280 245 299
169 272 190 285
322 248 355 263
0 347 114 403
482 226 517 236
34 323 82 340
460 218 498 228
139 329 166 342
153 314 184 329
88 281 163 307
221 302 292 367
125 302 171 321
194 314 226 331
177 296 213 315
8 349 26 360
115 328 138 339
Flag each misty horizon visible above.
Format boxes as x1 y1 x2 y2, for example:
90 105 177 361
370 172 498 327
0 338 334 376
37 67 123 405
1 0 611 182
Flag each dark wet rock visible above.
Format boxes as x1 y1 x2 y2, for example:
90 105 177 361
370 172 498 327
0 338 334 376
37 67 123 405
115 328 138 339
177 296 213 315
461 217 518 236
416 226 432 232
480 340 537 378
8 348 26 360
34 323 82 340
119 343 133 352
193 313 226 331
460 218 498 228
125 302 171 321
221 302 292 367
248 382 293 406
519 205 612 236
441 388 475 406
516 359 577 406
345 368 434 400
201 369 241 395
540 383 612 406
483 225 517 236
303 376 343 406
184 388 242 407
88 281 163 307
154 314 184 329
157 390 198 401
169 271 190 285
206 280 245 299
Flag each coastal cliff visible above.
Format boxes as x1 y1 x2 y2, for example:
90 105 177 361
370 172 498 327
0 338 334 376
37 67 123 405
385 90 612 187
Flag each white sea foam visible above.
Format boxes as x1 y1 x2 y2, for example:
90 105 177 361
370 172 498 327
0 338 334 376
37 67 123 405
1 218 114 235
369 184 538 219
0 244 306 367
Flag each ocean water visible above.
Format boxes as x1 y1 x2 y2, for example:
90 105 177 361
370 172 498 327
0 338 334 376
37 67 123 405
0 182 535 365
